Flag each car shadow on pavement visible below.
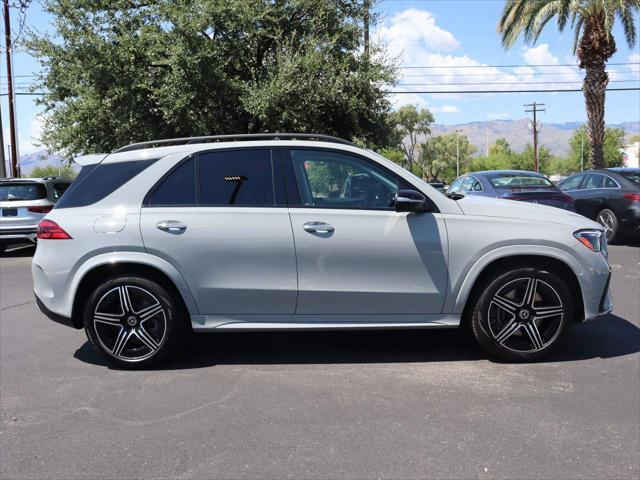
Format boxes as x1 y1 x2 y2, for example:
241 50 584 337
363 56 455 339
74 313 640 370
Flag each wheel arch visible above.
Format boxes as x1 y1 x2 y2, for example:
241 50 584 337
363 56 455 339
457 253 585 326
70 260 197 329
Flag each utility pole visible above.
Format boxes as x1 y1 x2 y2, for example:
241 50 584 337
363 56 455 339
3 0 18 177
363 0 370 58
525 102 545 173
0 105 5 177
580 129 584 171
455 129 461 177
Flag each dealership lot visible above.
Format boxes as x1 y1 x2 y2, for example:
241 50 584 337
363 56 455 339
1 244 638 479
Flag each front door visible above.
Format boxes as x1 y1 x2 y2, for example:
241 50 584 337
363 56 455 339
140 148 297 315
284 148 448 315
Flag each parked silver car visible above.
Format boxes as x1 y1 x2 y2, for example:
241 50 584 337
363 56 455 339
32 134 612 368
0 176 71 253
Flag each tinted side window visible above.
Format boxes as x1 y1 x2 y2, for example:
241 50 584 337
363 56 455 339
56 160 157 209
448 177 464 193
460 177 475 192
560 174 584 191
289 149 411 209
147 157 197 206
199 149 274 206
583 174 604 189
603 176 618 188
51 182 70 200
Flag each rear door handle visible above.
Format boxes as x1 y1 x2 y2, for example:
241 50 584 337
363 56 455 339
156 220 187 234
303 222 334 233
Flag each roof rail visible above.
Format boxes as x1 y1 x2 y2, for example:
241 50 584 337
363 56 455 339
113 133 357 153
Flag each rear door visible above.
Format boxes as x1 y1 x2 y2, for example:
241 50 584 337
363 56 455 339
284 148 449 316
560 173 589 215
140 148 297 314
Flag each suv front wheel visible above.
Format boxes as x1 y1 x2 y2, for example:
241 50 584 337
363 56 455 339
470 267 574 362
83 276 185 368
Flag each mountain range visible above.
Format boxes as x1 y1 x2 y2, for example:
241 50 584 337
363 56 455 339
15 119 640 173
428 119 639 157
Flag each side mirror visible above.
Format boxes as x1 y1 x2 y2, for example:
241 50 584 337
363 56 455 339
394 189 427 213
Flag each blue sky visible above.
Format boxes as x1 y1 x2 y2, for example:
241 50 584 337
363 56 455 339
2 0 639 155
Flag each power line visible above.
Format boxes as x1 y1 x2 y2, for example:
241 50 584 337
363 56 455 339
397 79 639 86
401 69 639 78
389 87 640 94
399 62 639 69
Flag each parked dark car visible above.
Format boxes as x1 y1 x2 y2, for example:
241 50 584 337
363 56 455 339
447 170 574 211
559 168 640 242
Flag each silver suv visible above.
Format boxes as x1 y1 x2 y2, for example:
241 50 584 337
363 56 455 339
0 176 71 252
32 134 612 368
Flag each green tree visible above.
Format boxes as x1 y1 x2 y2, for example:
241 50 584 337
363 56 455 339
390 105 434 173
558 125 626 172
27 164 77 179
28 0 397 156
512 144 555 174
377 147 405 166
420 133 474 182
498 0 639 169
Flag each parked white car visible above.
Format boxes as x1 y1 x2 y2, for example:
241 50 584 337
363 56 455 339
0 176 71 252
32 134 612 368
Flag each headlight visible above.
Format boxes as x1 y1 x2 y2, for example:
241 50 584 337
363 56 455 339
574 229 604 253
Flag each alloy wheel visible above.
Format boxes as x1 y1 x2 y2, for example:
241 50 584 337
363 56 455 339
93 285 167 361
596 211 615 240
487 277 564 353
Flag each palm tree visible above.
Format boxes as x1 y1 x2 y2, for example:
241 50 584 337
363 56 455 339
498 0 639 168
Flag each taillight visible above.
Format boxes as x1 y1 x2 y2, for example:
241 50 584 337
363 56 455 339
623 193 640 202
36 220 72 239
28 205 54 214
552 194 573 203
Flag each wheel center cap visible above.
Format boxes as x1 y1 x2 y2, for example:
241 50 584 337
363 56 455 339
126 316 138 327
518 310 531 321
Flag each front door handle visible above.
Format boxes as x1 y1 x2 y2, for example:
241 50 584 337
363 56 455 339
156 220 187 234
303 222 335 233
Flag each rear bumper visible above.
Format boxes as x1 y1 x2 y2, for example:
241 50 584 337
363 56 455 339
35 293 79 329
620 208 640 235
0 226 37 243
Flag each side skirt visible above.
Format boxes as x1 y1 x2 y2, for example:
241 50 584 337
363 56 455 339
190 314 461 332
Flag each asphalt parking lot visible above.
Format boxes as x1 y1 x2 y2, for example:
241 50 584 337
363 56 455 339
1 243 638 480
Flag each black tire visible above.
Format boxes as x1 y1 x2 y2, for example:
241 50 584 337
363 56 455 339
596 208 619 243
83 276 186 369
469 267 574 362
0 241 7 254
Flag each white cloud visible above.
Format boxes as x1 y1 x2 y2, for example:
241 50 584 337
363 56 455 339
377 9 460 61
20 116 45 155
487 113 510 120
379 9 638 110
433 105 460 113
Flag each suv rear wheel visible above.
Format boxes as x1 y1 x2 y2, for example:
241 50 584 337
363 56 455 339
83 276 185 368
470 267 573 362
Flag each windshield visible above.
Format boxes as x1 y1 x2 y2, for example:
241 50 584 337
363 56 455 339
618 171 640 186
489 175 554 189
0 182 47 201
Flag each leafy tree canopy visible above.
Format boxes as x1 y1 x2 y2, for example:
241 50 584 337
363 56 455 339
28 0 397 156
389 105 434 172
419 133 475 182
27 164 77 179
557 125 626 173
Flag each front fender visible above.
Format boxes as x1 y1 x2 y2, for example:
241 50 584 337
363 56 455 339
446 244 584 315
